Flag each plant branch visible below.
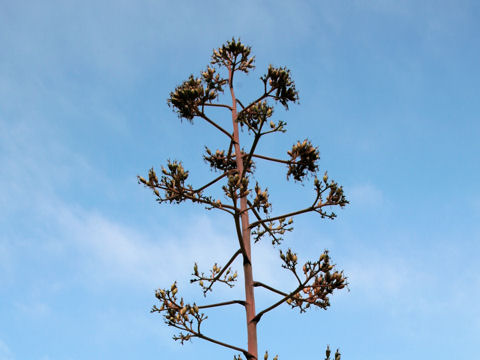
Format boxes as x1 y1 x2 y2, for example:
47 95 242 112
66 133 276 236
234 212 249 263
253 281 289 297
252 282 306 324
249 205 315 228
204 249 242 293
248 201 338 229
156 185 236 214
197 112 234 141
203 103 233 111
246 200 281 244
198 300 246 309
241 126 264 180
250 153 290 164
194 170 234 193
238 87 275 116
196 333 253 360
236 98 245 109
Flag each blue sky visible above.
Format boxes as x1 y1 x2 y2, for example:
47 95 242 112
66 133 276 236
1 1 479 359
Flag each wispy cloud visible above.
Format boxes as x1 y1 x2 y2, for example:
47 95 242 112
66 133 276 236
348 183 384 208
0 339 13 360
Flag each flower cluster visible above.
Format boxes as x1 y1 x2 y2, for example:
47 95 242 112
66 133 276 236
236 101 273 133
168 75 205 121
287 139 320 181
203 147 254 173
151 282 206 344
312 172 349 219
251 217 294 245
211 38 255 73
252 183 271 214
190 262 238 295
280 250 347 312
138 161 197 204
167 66 227 122
261 65 299 109
223 174 250 200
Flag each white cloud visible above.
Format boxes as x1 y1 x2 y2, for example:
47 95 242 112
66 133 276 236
0 340 13 360
47 202 239 292
348 183 384 208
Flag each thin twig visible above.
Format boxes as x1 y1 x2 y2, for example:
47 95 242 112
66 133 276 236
204 249 242 294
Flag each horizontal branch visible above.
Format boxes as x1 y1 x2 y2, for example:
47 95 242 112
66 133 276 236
155 184 236 214
203 103 233 111
253 281 288 297
198 300 246 309
250 153 290 165
249 205 315 229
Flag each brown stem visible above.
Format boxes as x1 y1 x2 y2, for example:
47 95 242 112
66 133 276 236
229 64 258 360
